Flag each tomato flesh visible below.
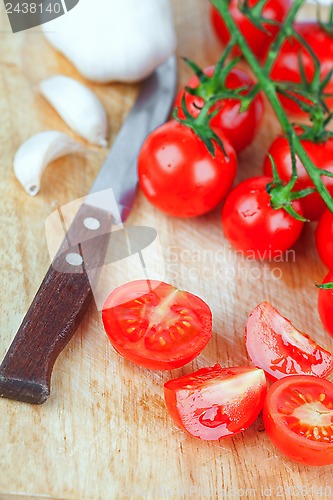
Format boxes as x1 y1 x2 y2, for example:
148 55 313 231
318 271 333 339
174 67 264 153
315 209 333 268
263 375 333 466
138 120 237 218
210 0 291 59
245 302 333 380
264 135 333 221
221 176 304 259
102 280 212 370
164 364 267 440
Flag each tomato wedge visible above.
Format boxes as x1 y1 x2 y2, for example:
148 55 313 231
102 280 212 370
245 302 333 380
263 375 333 466
164 364 267 440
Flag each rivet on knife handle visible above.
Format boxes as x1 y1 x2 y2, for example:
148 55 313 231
0 204 113 404
0 56 177 405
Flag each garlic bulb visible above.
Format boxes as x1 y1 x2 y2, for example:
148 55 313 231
39 76 108 147
14 131 83 196
42 0 176 83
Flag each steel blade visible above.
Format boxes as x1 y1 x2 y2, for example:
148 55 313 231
89 55 177 221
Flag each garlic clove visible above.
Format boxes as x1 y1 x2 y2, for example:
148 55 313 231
39 76 108 147
14 131 84 196
41 0 176 83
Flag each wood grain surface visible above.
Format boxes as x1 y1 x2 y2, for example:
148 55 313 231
1 1 333 499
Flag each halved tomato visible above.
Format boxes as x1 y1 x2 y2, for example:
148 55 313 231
263 375 333 466
245 302 333 380
102 280 212 370
164 364 267 440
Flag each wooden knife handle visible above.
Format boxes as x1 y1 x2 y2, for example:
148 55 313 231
0 203 113 404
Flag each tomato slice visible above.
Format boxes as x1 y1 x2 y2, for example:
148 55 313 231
102 280 212 370
263 375 333 466
245 302 333 380
164 364 267 440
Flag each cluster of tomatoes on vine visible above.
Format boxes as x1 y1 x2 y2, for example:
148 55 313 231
100 0 333 467
137 0 333 338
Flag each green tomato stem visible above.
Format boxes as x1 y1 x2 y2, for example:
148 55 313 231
211 0 333 214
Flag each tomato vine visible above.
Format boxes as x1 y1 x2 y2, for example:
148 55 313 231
177 0 333 218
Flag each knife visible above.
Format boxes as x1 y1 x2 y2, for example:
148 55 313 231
0 55 177 405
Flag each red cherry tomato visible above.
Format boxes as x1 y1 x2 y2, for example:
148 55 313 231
270 22 333 114
263 375 333 466
263 135 333 221
221 176 304 259
316 209 333 268
318 270 333 339
174 67 264 153
245 302 333 381
102 280 212 370
210 0 291 58
164 364 267 440
138 120 237 218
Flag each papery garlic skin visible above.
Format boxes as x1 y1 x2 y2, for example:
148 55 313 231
14 131 83 196
39 76 108 146
42 0 176 83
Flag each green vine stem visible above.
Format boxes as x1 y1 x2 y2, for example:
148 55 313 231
211 0 333 214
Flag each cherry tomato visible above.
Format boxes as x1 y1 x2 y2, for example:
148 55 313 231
245 302 333 381
210 0 291 58
221 176 304 259
270 22 333 114
102 280 212 370
264 135 333 221
164 364 266 440
174 67 264 153
318 270 333 339
263 375 333 466
315 209 333 268
138 120 237 218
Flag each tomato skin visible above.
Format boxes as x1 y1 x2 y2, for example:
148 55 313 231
102 280 212 370
210 0 291 58
245 302 333 381
318 271 333 339
263 136 333 221
138 120 237 218
174 67 264 153
221 176 304 259
270 22 333 114
315 209 333 268
164 364 267 441
263 375 333 466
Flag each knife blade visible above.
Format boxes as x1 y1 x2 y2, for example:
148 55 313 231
0 55 177 405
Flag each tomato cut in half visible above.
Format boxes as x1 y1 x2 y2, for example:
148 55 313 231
245 302 333 380
102 280 212 370
164 364 267 440
263 375 333 466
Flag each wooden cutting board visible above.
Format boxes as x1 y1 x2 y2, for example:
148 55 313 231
1 1 332 498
